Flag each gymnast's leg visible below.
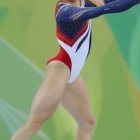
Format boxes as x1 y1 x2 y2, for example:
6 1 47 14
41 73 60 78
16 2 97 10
11 61 70 140
61 76 96 140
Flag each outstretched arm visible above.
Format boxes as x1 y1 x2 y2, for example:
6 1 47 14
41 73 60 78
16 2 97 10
57 0 140 23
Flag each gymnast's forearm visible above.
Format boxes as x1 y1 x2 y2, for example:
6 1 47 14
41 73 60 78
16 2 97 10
83 0 140 20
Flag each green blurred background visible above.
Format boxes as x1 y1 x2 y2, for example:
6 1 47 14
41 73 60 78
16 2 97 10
0 0 140 140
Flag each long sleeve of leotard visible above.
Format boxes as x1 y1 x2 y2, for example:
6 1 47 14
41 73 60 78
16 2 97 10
85 0 118 7
85 0 116 7
85 0 97 7
56 0 140 24
105 0 116 3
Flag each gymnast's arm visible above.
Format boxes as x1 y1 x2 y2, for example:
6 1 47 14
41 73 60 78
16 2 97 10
84 0 97 7
56 0 140 23
85 0 104 7
104 0 116 3
84 0 117 7
85 0 117 7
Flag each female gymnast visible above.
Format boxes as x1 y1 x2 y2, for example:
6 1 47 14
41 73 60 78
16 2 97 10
11 0 140 140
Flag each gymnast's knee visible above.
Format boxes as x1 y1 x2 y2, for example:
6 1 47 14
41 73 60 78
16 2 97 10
24 115 46 134
79 117 96 132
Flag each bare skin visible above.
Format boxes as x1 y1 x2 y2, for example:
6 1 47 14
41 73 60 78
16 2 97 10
62 76 96 140
11 0 105 140
11 61 95 140
11 61 71 140
65 0 104 6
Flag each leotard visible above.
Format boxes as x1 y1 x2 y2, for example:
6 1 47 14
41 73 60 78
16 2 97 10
47 0 140 83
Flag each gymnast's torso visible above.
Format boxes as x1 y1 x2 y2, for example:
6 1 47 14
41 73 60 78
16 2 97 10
47 0 140 83
47 0 93 83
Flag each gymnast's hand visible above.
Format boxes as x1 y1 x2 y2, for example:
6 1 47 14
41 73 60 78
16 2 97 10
88 0 105 6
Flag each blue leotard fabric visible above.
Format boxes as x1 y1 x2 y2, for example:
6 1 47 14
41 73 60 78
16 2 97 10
85 0 117 7
56 0 139 39
85 0 96 7
57 0 139 23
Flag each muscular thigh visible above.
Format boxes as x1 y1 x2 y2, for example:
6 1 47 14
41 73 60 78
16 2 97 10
29 61 70 120
61 76 93 126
